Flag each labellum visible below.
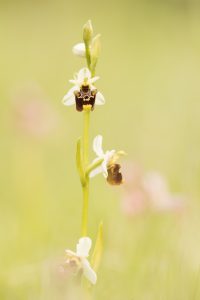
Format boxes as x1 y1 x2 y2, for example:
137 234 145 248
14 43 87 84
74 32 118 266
74 84 97 112
107 163 123 185
64 255 82 276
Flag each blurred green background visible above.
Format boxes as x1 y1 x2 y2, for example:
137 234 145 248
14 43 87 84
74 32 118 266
1 0 200 299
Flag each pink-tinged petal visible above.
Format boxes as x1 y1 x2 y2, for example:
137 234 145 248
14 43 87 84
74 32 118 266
122 162 144 188
76 237 92 257
143 171 185 213
121 190 146 216
152 195 184 212
143 172 168 198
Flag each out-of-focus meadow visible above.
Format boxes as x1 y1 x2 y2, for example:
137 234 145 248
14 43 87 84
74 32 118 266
1 0 200 299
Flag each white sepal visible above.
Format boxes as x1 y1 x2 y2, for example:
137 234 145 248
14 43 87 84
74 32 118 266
76 237 92 257
90 135 116 179
93 135 104 157
96 91 105 105
72 43 86 57
82 258 97 285
63 86 77 106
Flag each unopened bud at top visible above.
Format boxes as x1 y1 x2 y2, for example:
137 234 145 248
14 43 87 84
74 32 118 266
83 20 93 44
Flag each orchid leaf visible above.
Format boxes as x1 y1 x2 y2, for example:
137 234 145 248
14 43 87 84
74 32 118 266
91 222 103 272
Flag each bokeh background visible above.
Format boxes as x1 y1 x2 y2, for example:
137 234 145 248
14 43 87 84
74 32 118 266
1 0 200 299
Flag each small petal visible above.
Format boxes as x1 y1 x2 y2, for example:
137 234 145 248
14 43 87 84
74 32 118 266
72 43 86 57
82 258 97 285
90 165 104 178
76 237 92 257
93 135 104 157
90 84 97 91
95 91 105 105
90 76 100 84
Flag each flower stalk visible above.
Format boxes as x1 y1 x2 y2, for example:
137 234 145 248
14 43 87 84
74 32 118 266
82 181 89 236
85 43 91 70
76 138 85 186
81 109 90 236
83 110 90 167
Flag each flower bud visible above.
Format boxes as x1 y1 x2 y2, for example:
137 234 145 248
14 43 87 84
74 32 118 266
90 34 101 72
72 43 86 57
90 34 101 60
83 20 93 44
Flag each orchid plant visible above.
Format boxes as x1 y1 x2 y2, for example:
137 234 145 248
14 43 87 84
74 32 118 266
62 20 124 294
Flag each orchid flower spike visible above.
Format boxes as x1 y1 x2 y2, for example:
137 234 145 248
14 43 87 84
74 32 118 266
63 68 105 112
90 135 125 185
65 237 97 285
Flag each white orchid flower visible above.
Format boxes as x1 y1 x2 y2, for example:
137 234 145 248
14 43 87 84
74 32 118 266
90 135 116 178
65 237 97 285
90 135 125 185
72 43 86 57
62 68 105 110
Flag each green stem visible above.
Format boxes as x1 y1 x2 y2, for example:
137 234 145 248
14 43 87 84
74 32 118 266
83 110 90 164
82 180 89 236
81 110 90 236
76 138 85 186
90 61 97 77
85 43 91 70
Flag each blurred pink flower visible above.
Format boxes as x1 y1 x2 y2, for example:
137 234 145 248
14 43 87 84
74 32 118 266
11 83 59 139
121 188 147 216
143 172 184 212
121 162 147 215
121 162 185 216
